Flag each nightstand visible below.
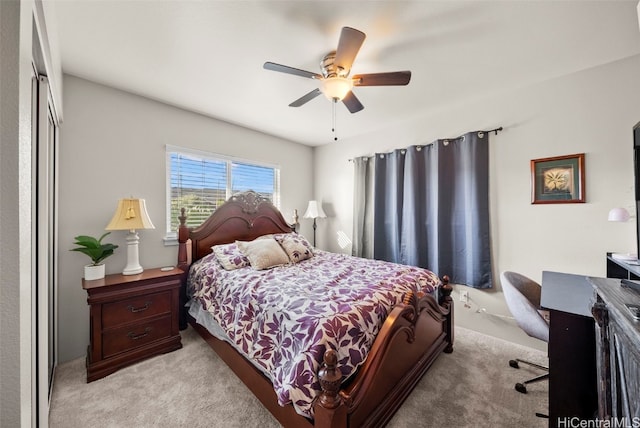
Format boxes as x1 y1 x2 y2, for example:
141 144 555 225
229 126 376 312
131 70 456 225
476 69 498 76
82 267 183 382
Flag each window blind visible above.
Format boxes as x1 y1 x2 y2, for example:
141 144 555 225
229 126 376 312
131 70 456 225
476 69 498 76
167 148 279 234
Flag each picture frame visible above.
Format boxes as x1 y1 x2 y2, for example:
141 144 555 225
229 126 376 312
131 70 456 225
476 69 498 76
531 153 585 204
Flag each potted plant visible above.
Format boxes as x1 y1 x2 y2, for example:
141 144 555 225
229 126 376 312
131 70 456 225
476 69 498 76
70 232 118 280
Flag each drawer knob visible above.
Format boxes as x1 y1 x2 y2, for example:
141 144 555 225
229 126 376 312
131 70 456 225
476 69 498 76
127 327 152 340
127 301 151 313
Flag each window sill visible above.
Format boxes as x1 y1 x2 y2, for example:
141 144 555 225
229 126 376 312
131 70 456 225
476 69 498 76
163 235 178 246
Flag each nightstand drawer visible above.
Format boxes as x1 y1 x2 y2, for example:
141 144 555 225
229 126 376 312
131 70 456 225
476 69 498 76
102 291 171 328
83 268 182 382
102 316 171 358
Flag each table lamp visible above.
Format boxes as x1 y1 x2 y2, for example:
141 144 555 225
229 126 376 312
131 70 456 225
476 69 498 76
608 207 631 222
106 198 155 275
607 207 636 261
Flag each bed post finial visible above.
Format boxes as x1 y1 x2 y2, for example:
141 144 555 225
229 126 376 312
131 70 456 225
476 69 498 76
440 275 454 353
179 207 186 227
177 207 191 270
440 275 452 301
315 349 347 427
317 349 342 409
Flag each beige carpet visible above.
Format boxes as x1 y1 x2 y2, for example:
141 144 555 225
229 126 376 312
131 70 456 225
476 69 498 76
49 326 548 428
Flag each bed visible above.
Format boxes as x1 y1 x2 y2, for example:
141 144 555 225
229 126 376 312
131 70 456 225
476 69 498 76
177 190 454 427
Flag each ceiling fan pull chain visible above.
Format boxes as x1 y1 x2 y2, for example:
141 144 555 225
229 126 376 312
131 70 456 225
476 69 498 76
332 99 338 141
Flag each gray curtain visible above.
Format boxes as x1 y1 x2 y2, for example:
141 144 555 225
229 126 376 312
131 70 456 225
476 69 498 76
354 131 492 289
352 157 374 258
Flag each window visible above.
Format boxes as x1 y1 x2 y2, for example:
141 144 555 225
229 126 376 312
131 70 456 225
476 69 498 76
166 146 280 237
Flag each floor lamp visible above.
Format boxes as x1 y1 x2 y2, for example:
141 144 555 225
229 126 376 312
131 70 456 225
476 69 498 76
303 200 326 247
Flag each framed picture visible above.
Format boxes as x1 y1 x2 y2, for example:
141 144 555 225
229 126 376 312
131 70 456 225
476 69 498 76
531 153 585 204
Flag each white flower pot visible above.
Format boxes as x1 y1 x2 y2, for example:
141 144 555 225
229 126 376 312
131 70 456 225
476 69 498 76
84 264 105 281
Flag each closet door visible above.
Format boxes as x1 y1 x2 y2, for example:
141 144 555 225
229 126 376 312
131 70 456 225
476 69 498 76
33 74 59 425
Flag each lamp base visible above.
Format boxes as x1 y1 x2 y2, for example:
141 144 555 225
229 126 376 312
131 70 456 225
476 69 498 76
122 265 143 276
122 230 144 275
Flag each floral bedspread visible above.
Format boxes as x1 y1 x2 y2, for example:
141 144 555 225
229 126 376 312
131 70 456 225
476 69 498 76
187 249 440 418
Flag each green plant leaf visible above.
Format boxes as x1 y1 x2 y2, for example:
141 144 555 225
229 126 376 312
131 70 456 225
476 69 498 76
70 233 118 265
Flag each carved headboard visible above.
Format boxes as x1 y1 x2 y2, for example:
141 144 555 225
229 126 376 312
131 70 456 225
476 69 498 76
177 190 295 268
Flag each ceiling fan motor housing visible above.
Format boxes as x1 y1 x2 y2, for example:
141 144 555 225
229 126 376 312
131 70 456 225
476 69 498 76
321 51 349 78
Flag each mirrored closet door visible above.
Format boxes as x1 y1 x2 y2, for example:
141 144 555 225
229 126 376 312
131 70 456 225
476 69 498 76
32 71 59 427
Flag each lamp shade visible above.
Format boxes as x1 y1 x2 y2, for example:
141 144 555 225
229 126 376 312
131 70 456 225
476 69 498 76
320 77 353 101
105 198 155 231
608 207 630 222
303 200 326 219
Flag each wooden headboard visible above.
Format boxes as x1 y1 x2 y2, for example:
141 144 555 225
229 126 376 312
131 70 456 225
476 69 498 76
177 190 295 268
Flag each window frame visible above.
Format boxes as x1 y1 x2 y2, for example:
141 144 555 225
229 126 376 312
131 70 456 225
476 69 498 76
164 145 280 244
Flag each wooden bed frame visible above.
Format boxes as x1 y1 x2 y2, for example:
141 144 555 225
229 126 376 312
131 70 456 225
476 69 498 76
177 191 454 427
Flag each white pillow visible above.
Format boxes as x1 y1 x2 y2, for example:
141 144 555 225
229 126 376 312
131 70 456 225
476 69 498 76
236 238 290 270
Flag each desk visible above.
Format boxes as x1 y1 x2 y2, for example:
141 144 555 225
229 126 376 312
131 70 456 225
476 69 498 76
606 253 640 279
540 271 598 426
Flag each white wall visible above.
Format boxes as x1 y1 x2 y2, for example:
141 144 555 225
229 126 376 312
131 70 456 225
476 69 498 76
57 75 314 362
0 1 34 424
314 54 640 348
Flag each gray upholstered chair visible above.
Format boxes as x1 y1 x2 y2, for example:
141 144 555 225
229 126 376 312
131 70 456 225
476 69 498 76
501 271 549 394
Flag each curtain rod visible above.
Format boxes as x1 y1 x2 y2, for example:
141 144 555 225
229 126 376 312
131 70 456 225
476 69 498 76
348 127 503 162
484 126 503 135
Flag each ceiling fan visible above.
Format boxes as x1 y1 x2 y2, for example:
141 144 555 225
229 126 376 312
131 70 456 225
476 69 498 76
263 26 411 114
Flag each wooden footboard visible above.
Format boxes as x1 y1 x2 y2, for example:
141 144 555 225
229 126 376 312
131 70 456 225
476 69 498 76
315 280 453 428
186 278 453 428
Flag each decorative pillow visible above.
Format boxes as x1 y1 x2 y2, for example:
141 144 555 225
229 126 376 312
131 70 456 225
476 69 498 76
212 243 250 270
275 233 314 263
236 238 290 270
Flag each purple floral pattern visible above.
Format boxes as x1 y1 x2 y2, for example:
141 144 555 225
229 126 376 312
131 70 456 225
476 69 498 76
187 250 440 418
212 243 250 270
274 233 314 263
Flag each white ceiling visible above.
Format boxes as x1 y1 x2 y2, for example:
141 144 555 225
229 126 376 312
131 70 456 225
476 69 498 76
52 0 640 146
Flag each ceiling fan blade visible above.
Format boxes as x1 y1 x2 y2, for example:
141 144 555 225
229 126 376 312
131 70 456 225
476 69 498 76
342 91 364 113
263 62 322 80
289 88 322 107
352 71 412 86
334 27 366 73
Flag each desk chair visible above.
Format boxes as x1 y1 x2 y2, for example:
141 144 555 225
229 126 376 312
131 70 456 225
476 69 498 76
501 271 550 394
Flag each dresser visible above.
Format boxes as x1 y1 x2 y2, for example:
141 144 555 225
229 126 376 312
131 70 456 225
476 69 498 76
590 276 640 421
82 267 183 382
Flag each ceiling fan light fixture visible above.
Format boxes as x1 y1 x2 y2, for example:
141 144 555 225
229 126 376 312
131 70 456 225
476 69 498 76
264 26 410 113
320 77 353 101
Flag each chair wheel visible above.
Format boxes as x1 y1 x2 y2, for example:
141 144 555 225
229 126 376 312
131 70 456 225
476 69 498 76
509 360 520 369
515 383 527 394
